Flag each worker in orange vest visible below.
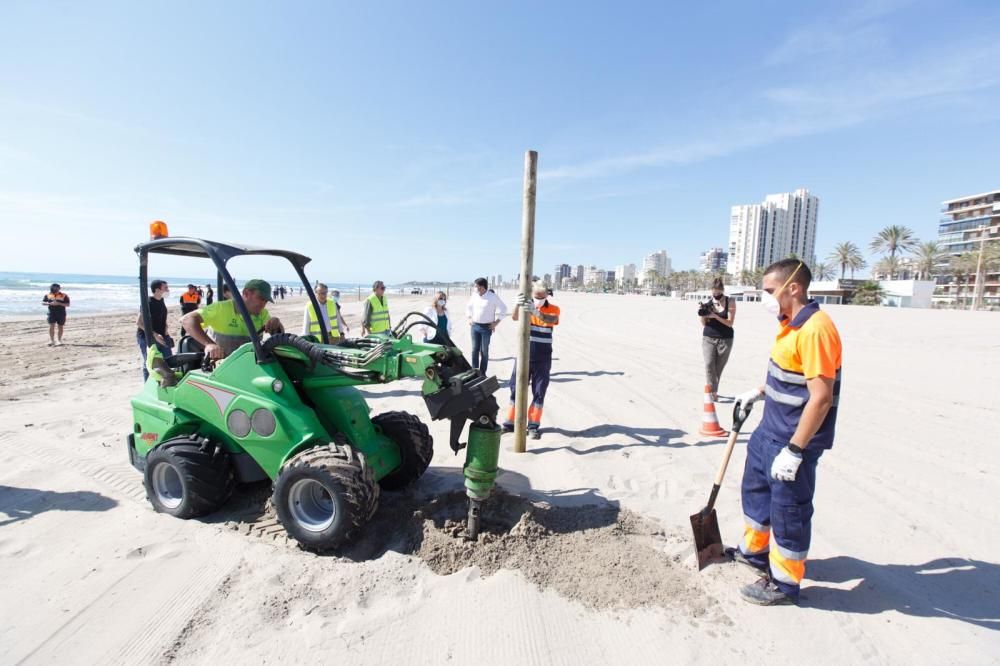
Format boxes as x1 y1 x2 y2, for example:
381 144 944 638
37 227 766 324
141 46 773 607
179 283 202 338
503 282 560 440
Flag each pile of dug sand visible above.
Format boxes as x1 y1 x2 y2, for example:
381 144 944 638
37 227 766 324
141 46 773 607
219 483 717 614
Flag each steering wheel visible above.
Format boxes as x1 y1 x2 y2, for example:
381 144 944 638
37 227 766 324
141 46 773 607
164 352 215 373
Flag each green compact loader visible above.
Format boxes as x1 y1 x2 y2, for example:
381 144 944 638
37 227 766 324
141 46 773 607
127 237 503 550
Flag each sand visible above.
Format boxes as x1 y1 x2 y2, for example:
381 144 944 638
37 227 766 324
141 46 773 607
1 291 998 664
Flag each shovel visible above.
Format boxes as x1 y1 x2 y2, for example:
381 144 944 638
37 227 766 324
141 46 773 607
690 400 754 570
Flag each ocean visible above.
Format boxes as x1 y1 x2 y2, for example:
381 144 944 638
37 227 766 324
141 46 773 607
0 272 367 319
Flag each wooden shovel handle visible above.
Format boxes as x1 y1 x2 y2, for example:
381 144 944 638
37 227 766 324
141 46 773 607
712 403 753 486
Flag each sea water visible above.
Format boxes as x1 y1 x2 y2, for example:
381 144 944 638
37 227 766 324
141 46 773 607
0 272 371 319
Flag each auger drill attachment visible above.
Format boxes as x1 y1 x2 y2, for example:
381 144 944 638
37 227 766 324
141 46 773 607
462 416 502 540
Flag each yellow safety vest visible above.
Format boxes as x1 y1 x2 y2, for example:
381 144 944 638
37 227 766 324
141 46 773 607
307 300 341 339
366 294 390 333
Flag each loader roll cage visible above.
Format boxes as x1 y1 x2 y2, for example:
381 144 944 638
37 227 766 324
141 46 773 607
135 237 332 364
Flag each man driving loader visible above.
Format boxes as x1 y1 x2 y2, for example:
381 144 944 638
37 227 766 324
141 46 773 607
179 278 285 359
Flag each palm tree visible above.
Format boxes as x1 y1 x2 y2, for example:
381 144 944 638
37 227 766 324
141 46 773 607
914 241 943 280
852 281 886 306
828 242 863 280
870 225 918 262
848 254 867 279
738 269 754 287
750 268 765 288
813 261 835 281
873 256 901 280
949 253 977 308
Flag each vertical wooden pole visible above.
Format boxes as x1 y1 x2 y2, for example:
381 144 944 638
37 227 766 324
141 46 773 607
514 150 538 454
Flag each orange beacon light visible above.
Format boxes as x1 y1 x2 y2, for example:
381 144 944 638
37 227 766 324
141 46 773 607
150 220 169 239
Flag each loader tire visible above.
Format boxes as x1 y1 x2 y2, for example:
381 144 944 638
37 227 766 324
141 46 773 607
144 435 234 519
372 411 433 491
272 441 379 552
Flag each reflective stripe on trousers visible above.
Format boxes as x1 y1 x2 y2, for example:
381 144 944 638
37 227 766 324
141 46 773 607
739 429 822 598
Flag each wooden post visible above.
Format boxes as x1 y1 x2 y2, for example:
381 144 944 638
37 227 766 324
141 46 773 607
514 150 538 454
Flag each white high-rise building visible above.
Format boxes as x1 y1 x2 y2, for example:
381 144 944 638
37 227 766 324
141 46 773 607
615 263 637 285
728 188 819 276
641 250 672 283
583 265 605 286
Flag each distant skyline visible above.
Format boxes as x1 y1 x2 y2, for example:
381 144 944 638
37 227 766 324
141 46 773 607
2 1 1000 282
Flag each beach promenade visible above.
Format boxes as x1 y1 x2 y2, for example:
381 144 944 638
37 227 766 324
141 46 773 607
1 291 997 664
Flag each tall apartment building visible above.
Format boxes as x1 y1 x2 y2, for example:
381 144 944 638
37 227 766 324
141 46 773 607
641 250 672 283
699 247 728 273
583 265 605 286
615 263 637 285
553 264 572 284
936 189 1000 307
575 265 584 282
728 188 819 276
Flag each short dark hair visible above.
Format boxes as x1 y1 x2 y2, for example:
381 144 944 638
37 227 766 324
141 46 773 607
150 279 167 293
711 277 725 290
474 277 488 288
372 280 385 290
763 258 812 290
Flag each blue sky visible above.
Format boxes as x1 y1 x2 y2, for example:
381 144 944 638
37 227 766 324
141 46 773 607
2 0 999 283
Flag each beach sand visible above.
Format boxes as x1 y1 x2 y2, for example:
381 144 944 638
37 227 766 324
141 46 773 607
1 291 998 664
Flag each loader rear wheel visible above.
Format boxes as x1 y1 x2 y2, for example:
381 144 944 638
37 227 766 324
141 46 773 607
143 435 234 519
272 441 379 551
373 411 433 491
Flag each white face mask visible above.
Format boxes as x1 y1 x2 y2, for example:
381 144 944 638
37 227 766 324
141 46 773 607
761 290 781 317
437 299 446 307
533 297 545 308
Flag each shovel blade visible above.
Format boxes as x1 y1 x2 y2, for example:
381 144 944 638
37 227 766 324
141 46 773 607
690 508 725 570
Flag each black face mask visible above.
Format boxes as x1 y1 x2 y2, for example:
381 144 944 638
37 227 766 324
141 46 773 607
712 293 723 300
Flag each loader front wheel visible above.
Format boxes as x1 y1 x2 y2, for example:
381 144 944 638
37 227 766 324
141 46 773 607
373 411 433 491
272 442 379 551
143 435 234 519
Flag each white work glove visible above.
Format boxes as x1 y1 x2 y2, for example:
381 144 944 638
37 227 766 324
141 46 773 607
771 446 803 482
735 387 763 412
516 293 539 316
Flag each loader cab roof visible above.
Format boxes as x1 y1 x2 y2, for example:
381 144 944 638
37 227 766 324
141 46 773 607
135 237 312 268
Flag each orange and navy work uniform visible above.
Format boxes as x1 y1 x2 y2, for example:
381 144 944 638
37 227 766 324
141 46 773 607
180 291 201 313
739 300 842 601
504 301 560 431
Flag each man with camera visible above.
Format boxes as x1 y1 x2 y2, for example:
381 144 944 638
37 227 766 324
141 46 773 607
699 277 736 401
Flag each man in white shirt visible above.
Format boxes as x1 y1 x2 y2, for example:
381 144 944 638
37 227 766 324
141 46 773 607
465 277 508 374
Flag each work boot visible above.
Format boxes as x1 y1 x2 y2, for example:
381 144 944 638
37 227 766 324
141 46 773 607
739 578 796 606
501 423 514 434
725 546 768 577
529 429 541 440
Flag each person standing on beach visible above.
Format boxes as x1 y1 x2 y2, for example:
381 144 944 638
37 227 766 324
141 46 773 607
502 282 559 439
466 277 508 375
700 277 736 401
178 284 201 337
136 279 174 381
205 284 214 305
42 282 69 346
302 283 347 341
420 291 453 343
330 290 350 337
731 259 842 606
362 280 390 335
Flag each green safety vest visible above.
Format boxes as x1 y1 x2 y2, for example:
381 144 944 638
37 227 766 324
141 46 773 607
307 300 341 339
366 293 390 333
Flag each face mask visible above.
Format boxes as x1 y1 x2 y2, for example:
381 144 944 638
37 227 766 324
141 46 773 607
713 293 723 300
333 296 339 303
761 290 781 317
762 262 802 318
533 297 545 308
437 299 446 307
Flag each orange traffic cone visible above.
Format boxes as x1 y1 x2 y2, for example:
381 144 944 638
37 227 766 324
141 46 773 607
699 384 728 437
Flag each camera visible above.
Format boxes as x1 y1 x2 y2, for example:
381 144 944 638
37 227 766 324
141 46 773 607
697 302 713 317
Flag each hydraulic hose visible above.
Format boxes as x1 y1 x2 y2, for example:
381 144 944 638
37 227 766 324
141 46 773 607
261 333 330 367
